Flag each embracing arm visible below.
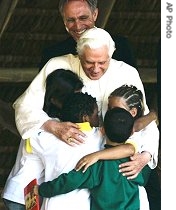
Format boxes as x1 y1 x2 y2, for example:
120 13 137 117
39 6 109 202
35 168 94 198
42 120 85 145
13 66 51 139
75 143 135 172
118 120 159 179
134 110 158 132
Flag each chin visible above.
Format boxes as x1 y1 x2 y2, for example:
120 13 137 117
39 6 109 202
90 76 101 80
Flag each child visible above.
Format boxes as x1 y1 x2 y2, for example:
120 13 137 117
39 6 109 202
29 92 104 210
1 69 84 210
35 107 149 210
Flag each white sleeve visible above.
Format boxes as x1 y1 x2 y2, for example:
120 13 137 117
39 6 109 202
130 120 159 169
139 121 160 169
13 56 73 139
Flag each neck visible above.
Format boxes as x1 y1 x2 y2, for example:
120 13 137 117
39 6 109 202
106 138 124 146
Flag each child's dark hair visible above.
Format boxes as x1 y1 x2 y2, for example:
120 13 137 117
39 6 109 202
109 85 144 119
60 92 97 123
104 107 134 143
43 69 83 117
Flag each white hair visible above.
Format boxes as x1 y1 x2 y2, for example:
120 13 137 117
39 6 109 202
76 27 116 57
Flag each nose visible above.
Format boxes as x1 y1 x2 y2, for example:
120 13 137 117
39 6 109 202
74 19 82 30
92 63 100 72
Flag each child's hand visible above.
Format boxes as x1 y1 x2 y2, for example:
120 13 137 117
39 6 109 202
75 153 99 173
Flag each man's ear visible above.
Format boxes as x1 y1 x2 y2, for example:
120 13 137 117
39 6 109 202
93 8 98 21
129 107 137 117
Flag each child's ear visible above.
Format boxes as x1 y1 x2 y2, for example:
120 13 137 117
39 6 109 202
129 107 137 117
82 115 89 122
100 127 105 135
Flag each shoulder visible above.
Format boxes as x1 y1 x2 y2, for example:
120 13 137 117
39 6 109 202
110 59 138 73
30 130 59 151
49 53 77 62
107 60 141 86
45 54 79 70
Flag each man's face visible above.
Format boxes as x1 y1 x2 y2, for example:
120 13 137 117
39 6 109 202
80 46 110 80
62 0 98 40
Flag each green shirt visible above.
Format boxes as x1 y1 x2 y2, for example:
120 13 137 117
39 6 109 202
39 146 144 210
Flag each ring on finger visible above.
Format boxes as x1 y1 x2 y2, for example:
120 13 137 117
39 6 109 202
67 137 74 143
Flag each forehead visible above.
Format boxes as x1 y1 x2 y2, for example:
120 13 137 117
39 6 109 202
63 0 92 17
108 96 128 109
81 46 109 60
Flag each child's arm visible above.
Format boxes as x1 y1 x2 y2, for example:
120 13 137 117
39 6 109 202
134 110 158 132
75 143 135 172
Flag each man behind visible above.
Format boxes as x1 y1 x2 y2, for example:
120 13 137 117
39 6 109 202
39 0 137 70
